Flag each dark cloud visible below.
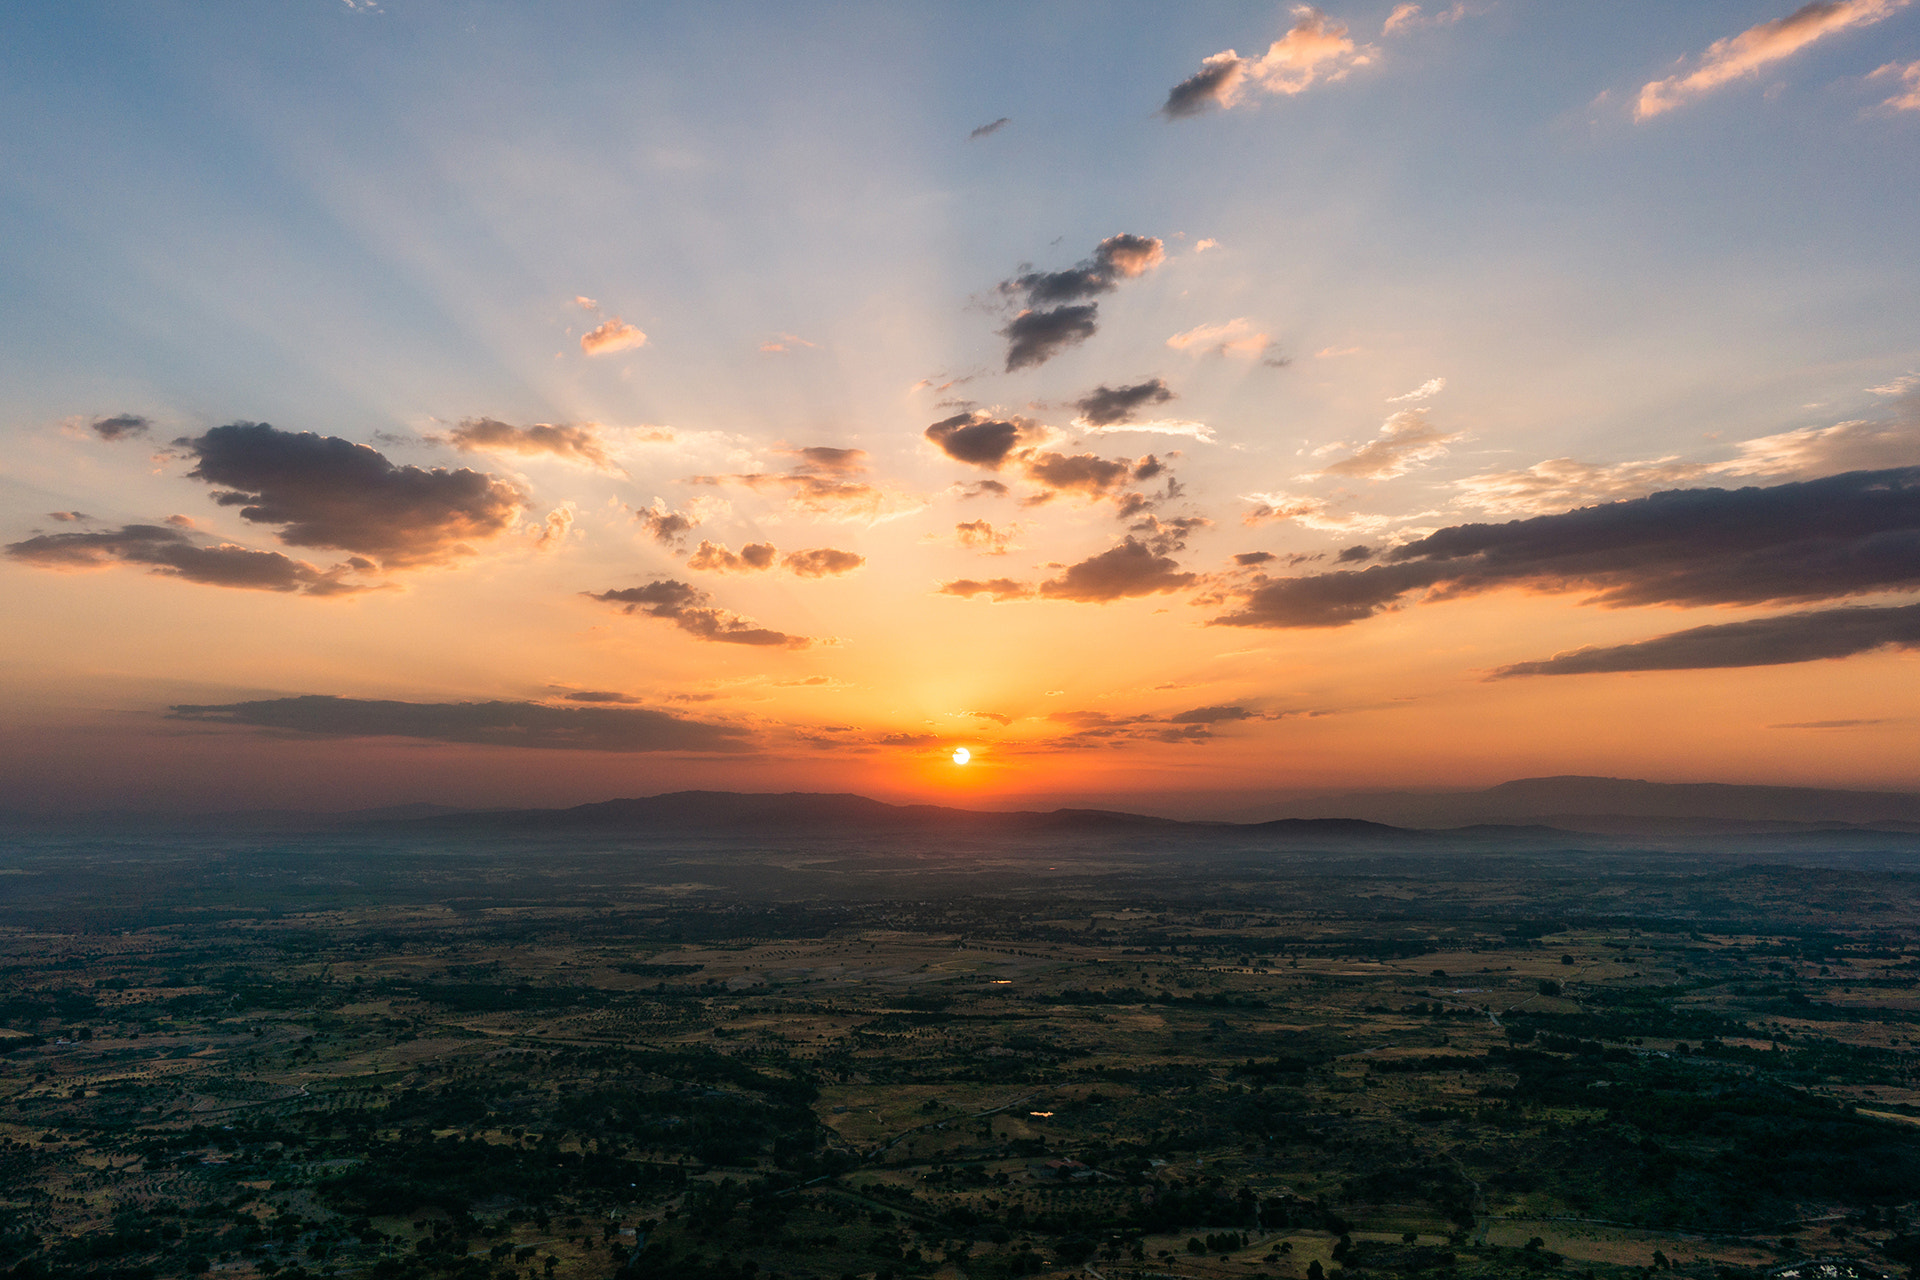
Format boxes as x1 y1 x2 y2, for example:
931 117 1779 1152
169 695 747 753
1335 544 1375 563
997 235 1165 371
1022 450 1136 497
1169 704 1256 724
936 577 1035 602
1234 551 1276 566
587 580 810 648
1214 467 1920 629
1130 514 1209 555
1075 378 1174 426
185 422 525 567
688 540 778 573
1002 305 1100 372
969 117 1011 139
636 501 699 547
48 511 88 522
89 413 152 441
783 548 865 578
1491 604 1920 678
925 413 1041 468
5 523 372 596
783 446 868 475
561 690 640 703
441 417 616 470
957 480 1010 499
1038 536 1197 603
1163 56 1246 118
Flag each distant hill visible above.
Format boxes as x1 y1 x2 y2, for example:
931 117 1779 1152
1250 775 1920 833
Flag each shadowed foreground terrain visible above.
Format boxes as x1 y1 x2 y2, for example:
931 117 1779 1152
4 803 1920 1280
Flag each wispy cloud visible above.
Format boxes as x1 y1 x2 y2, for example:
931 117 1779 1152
1871 59 1920 109
1492 603 1920 677
1163 6 1375 118
1307 409 1460 480
439 417 622 472
587 579 811 648
969 116 1011 139
1635 0 1909 120
169 694 748 752
1167 318 1272 359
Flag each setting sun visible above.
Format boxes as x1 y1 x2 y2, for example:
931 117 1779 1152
952 747 971 766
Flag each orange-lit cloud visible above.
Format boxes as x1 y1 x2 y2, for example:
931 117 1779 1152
1163 6 1373 117
1382 2 1475 36
689 446 912 520
954 519 1014 554
1635 0 1908 120
1872 59 1920 109
1242 491 1394 532
1308 408 1460 480
441 417 620 471
1167 318 1272 359
687 539 864 577
580 316 647 354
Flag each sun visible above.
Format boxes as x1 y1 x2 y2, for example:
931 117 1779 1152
951 747 971 765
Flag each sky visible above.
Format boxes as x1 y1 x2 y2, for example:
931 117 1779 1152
3 1 1919 815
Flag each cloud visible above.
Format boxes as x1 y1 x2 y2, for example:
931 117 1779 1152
783 547 865 578
1242 491 1395 533
1129 513 1211 555
534 504 573 549
1074 378 1175 426
1168 704 1257 724
925 412 1045 468
955 519 1014 554
1382 2 1474 35
1038 536 1199 603
1162 6 1372 118
688 540 863 578
168 695 748 753
1002 305 1101 371
440 418 619 471
5 523 373 596
1021 451 1140 499
689 446 907 520
574 296 599 310
1214 466 1920 629
1167 317 1272 358
183 423 525 568
48 511 87 522
1453 457 1718 516
1635 0 1908 120
688 540 778 573
1234 550 1277 566
586 579 811 648
1454 397 1920 515
1387 377 1446 403
1491 603 1920 677
89 413 151 441
637 499 701 547
956 479 1010 500
1309 409 1460 480
969 116 1011 139
997 235 1165 370
1723 402 1920 477
561 690 639 703
581 317 647 355
937 577 1035 602
1873 59 1920 109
